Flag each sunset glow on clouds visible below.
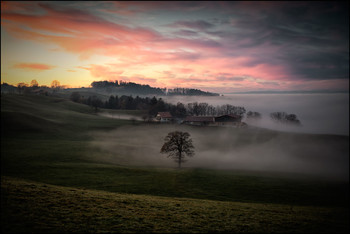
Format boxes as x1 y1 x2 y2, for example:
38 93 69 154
13 63 56 71
1 1 349 92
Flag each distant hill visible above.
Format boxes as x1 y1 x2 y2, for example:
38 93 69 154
1 81 219 96
89 80 219 96
90 80 165 95
0 83 17 94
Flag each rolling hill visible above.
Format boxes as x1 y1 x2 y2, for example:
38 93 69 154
1 93 349 233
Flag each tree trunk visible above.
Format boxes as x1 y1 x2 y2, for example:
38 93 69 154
178 152 182 168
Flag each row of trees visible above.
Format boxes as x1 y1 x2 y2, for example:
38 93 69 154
14 80 61 94
5 79 218 97
270 112 301 125
16 79 61 89
246 111 262 119
167 88 219 96
14 80 61 95
246 111 301 125
70 92 247 118
185 102 246 117
91 80 165 95
70 92 302 125
90 80 219 96
70 92 171 115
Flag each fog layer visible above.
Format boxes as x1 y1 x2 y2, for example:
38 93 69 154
98 112 143 121
89 124 349 180
163 93 349 136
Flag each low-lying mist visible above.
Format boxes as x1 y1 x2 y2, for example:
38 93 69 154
88 124 349 181
163 93 349 136
98 112 143 121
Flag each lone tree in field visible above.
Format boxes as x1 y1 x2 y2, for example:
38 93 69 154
160 131 195 168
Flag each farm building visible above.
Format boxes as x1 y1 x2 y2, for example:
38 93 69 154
183 114 246 127
183 116 215 126
156 112 173 123
214 114 241 125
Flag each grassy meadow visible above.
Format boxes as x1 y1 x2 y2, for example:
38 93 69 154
1 94 349 233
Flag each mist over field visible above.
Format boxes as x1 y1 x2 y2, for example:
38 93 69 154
98 112 143 121
89 93 349 180
89 124 349 181
163 93 349 136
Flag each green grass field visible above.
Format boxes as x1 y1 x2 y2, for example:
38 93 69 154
2 176 348 233
1 94 349 233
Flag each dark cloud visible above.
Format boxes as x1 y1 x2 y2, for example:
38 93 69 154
285 51 349 80
257 81 280 86
207 1 349 81
174 29 199 37
210 17 230 25
167 20 215 31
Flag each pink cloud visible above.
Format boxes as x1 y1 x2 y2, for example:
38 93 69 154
2 3 161 60
78 64 123 81
78 64 162 87
4 2 337 92
127 75 160 86
175 68 194 74
13 63 56 71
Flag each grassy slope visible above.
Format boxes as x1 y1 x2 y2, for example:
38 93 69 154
1 94 132 137
1 94 349 233
2 176 348 234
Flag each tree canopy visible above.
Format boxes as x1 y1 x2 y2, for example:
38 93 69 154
270 112 301 126
160 131 195 168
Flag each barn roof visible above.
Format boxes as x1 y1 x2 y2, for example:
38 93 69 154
157 112 173 118
215 114 241 119
184 116 215 122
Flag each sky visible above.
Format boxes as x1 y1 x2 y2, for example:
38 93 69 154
1 1 349 93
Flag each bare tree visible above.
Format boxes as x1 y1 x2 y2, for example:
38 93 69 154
160 131 195 168
270 112 301 126
246 111 262 120
30 79 39 87
51 80 61 94
51 80 60 88
198 102 208 116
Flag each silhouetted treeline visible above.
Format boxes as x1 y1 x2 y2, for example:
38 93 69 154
246 111 262 120
90 80 219 96
167 88 219 96
91 81 165 95
1 80 219 97
72 92 170 115
70 92 246 118
1 83 17 94
1 82 52 95
185 102 246 117
1 80 62 96
71 93 301 125
270 112 302 125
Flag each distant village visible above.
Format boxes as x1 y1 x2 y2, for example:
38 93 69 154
155 112 248 128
